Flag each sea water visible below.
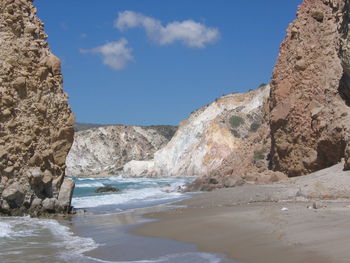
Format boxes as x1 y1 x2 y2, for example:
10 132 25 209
0 176 237 263
72 176 192 212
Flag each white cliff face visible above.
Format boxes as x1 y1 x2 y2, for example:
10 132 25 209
123 85 270 177
66 125 176 177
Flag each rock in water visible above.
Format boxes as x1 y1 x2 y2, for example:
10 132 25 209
0 0 74 215
95 186 120 193
270 0 350 176
57 179 75 212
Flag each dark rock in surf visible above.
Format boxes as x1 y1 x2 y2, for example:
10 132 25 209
95 186 120 193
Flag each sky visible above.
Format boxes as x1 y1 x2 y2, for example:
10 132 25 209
34 0 301 126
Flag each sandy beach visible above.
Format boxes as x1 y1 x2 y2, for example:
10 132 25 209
134 164 350 263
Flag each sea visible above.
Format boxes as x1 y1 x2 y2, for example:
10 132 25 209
0 176 237 263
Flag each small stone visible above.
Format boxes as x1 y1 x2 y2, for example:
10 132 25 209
1 200 10 211
12 76 26 91
27 167 43 185
42 198 56 212
295 60 307 71
24 24 36 33
291 26 299 34
223 177 245 188
3 166 14 174
31 198 42 208
42 170 53 184
7 120 17 129
2 109 11 117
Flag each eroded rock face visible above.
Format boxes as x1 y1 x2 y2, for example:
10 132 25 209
184 86 288 191
124 85 271 178
66 125 177 177
270 0 350 176
0 0 74 215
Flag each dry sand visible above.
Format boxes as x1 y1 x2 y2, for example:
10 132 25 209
134 163 350 263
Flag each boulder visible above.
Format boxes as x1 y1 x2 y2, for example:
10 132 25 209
2 182 25 208
57 179 75 211
42 198 57 212
184 178 218 192
26 167 43 185
223 177 245 188
95 185 119 193
30 197 42 208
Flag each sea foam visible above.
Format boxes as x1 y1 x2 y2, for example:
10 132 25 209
72 177 191 209
72 186 182 208
0 216 98 261
76 252 225 263
0 222 13 238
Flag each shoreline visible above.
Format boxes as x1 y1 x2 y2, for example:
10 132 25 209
133 177 350 263
71 202 235 263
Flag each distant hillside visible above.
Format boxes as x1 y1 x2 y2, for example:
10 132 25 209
74 122 111 131
74 122 177 139
67 123 177 177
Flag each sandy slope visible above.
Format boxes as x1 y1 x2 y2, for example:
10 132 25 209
134 163 350 263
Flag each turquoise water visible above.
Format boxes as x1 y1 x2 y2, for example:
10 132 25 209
72 176 193 213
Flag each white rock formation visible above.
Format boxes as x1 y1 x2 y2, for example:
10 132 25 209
66 125 176 177
123 85 270 177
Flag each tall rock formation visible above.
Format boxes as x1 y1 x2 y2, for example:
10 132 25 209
66 125 177 177
0 0 74 215
270 0 350 176
123 85 277 180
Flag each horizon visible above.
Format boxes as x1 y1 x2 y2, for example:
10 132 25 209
34 0 301 126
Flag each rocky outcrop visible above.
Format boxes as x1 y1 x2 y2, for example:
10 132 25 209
0 0 74 215
270 0 350 176
66 125 177 177
124 85 276 179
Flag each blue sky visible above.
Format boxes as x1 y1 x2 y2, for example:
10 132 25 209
34 0 301 126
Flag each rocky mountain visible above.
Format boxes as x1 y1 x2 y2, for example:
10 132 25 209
270 0 350 176
66 125 177 177
123 85 282 181
0 0 74 215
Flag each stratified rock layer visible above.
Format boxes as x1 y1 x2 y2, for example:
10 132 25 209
270 0 350 176
66 125 177 177
124 85 273 178
0 0 74 215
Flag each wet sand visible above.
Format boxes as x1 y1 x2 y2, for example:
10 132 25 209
134 185 350 263
71 205 236 263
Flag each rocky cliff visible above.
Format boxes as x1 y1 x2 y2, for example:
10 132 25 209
0 0 74 215
123 85 279 180
270 0 350 176
66 125 177 177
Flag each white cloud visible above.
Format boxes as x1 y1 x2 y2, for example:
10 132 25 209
114 10 220 48
80 38 133 70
